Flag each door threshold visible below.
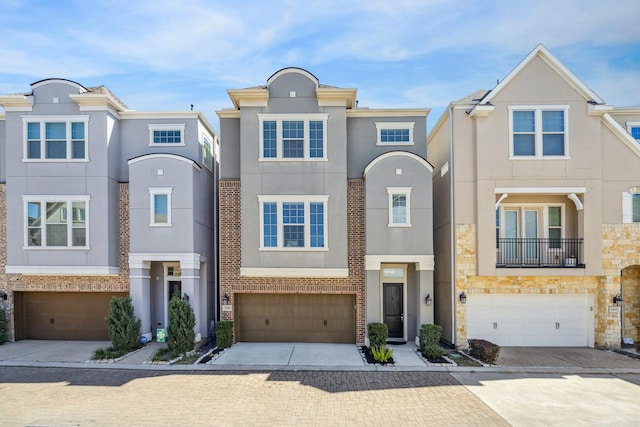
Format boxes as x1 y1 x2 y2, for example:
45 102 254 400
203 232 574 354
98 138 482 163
387 340 406 345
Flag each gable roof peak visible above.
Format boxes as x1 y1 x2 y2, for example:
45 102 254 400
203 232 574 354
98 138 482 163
478 43 604 106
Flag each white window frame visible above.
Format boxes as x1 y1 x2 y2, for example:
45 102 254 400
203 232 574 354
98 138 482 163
23 195 90 249
258 195 329 250
498 203 565 240
622 188 640 223
376 122 415 146
258 114 328 161
626 121 640 140
148 124 186 147
508 105 570 159
387 187 412 227
22 115 90 162
149 187 173 227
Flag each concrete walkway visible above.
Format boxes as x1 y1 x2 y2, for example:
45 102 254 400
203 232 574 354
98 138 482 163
0 340 639 373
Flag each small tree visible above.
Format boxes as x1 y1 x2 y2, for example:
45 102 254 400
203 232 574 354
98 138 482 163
105 296 141 352
168 296 196 357
0 307 7 345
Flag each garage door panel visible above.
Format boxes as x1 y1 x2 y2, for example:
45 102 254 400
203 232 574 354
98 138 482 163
15 292 127 341
467 295 592 347
236 293 355 343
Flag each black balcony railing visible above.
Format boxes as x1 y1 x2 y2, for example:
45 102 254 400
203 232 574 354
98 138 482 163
496 238 584 268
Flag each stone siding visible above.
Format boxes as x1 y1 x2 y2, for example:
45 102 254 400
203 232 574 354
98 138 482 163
219 179 366 344
454 223 640 348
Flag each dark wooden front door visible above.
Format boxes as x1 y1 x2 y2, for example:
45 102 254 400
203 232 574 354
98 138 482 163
383 283 403 339
168 281 182 303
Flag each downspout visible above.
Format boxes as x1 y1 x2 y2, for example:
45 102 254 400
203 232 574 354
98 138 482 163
448 106 456 346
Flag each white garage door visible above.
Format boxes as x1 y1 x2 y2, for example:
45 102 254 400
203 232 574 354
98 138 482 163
466 294 594 347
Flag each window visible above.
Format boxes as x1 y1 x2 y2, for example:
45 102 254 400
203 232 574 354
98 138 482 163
509 106 569 158
149 188 173 226
24 197 88 248
387 187 411 227
634 194 640 223
202 134 215 171
23 116 89 161
497 205 564 240
376 122 415 145
622 190 640 223
148 124 186 146
259 196 328 249
258 114 328 160
548 206 562 248
626 122 640 140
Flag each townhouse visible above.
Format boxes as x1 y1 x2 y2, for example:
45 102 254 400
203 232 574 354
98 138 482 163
428 45 640 348
217 68 434 345
0 79 219 342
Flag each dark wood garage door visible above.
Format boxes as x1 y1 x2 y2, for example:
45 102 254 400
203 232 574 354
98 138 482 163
236 293 356 343
13 292 128 341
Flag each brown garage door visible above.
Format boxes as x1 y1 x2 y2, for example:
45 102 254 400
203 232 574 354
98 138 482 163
236 293 356 343
14 292 128 341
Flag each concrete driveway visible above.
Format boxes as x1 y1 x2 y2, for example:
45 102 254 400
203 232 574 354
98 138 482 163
496 347 640 369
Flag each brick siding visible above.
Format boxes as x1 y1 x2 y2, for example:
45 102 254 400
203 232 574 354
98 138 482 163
219 179 367 344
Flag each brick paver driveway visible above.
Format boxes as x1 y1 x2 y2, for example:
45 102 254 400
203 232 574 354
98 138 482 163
0 367 508 426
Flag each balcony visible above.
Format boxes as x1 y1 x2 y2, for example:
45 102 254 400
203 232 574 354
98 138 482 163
496 238 584 268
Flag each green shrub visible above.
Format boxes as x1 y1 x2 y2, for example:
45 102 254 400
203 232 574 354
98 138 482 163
0 307 7 344
419 324 442 355
91 347 128 360
168 296 196 358
215 320 233 348
371 345 393 363
367 322 388 348
423 344 444 360
468 339 500 364
105 296 141 352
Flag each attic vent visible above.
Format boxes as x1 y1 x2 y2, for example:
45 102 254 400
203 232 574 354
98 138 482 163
289 91 296 98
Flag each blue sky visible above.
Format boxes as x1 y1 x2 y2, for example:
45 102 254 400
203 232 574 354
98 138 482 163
1 0 640 132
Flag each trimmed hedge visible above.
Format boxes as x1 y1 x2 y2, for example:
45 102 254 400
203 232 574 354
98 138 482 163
0 307 7 344
468 338 500 364
367 322 388 348
419 324 444 359
216 320 234 348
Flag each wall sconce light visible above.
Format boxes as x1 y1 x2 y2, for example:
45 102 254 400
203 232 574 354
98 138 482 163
222 293 230 305
425 294 432 306
613 293 623 306
0 291 7 301
459 292 467 304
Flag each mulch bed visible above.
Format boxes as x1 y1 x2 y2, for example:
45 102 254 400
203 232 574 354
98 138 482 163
360 346 395 365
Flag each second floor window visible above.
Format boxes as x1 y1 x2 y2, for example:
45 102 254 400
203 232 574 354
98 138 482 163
387 187 412 227
258 114 328 160
510 106 568 158
149 188 173 226
25 197 88 248
24 117 88 161
259 196 328 249
376 122 415 145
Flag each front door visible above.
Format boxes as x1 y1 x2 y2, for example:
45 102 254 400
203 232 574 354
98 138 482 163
383 283 403 339
168 280 181 303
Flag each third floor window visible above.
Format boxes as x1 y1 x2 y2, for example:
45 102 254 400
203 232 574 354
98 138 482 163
23 116 89 161
258 114 328 161
509 106 569 158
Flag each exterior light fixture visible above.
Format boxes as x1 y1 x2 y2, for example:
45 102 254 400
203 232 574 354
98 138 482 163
222 293 230 305
613 293 623 306
425 294 432 306
0 291 7 301
459 292 467 304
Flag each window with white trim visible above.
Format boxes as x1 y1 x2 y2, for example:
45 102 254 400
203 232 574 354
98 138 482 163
148 124 185 146
622 190 640 223
202 133 214 171
626 122 640 140
24 196 89 248
376 122 415 145
387 187 411 226
23 116 89 161
259 195 328 249
149 188 173 226
509 106 569 158
258 114 328 160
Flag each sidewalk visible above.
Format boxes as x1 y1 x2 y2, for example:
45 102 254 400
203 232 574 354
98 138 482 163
1 340 639 374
